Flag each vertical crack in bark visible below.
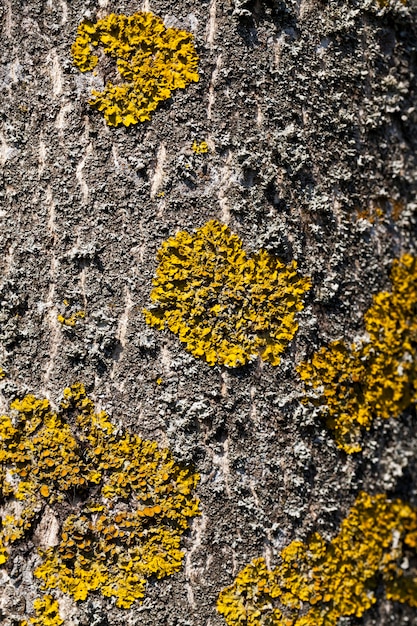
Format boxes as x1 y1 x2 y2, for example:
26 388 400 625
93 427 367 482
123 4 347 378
206 0 217 48
38 134 46 177
185 512 208 609
46 49 63 98
0 133 12 168
55 102 73 133
3 0 12 38
207 53 222 120
218 149 232 224
111 287 133 381
42 186 60 394
151 142 167 199
76 141 93 204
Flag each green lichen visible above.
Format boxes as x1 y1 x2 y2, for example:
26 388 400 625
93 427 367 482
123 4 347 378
0 384 200 613
217 492 417 626
143 220 311 367
71 12 199 127
298 254 417 453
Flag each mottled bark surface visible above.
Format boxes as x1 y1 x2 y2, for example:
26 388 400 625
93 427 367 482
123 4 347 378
1 0 417 624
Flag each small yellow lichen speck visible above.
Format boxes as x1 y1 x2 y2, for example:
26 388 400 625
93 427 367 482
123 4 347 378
57 309 86 327
71 12 199 127
0 384 199 615
192 140 209 154
143 220 311 368
217 492 417 626
297 254 417 453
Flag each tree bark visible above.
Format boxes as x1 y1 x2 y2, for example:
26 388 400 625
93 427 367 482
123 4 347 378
1 0 417 624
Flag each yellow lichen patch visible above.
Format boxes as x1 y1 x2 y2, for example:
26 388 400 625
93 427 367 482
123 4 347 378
57 309 86 327
143 220 311 367
192 140 209 154
0 384 199 612
298 254 417 453
0 367 5 378
30 596 63 626
217 492 417 626
71 12 199 127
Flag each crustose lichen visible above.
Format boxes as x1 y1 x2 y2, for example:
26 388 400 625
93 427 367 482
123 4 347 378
143 220 311 367
71 11 199 127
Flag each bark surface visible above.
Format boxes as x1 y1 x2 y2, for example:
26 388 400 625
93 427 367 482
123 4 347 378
1 0 417 624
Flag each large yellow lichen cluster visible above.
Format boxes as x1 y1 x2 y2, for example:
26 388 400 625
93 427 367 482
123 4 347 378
217 492 417 626
298 254 417 453
71 12 199 127
143 220 311 368
0 384 199 613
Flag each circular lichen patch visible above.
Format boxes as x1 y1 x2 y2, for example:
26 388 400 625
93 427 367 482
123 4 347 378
71 12 199 127
143 220 311 368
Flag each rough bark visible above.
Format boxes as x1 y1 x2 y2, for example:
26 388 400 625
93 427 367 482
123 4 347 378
1 0 417 624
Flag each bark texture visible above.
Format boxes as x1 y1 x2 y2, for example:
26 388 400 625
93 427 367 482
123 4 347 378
1 0 417 624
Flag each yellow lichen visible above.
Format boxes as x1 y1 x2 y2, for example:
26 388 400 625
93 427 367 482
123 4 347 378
30 596 63 626
0 367 5 379
298 254 417 453
71 12 199 127
0 384 199 611
143 220 311 367
192 140 209 154
217 492 417 626
57 307 86 327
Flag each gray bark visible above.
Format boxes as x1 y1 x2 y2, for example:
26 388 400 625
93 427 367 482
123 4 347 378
1 0 417 624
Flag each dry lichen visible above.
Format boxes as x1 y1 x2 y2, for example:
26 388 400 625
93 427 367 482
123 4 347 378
217 492 417 626
0 384 199 612
298 254 417 453
71 11 199 127
143 220 311 367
